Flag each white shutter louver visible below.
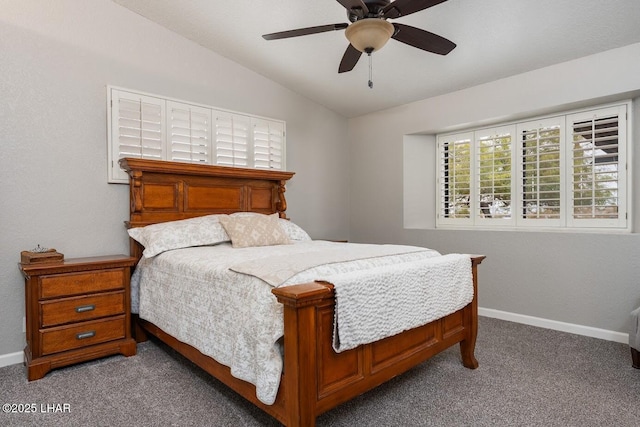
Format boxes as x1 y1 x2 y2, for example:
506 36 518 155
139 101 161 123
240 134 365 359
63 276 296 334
567 105 626 228
108 87 287 182
438 133 472 222
475 126 514 224
109 90 165 183
517 118 563 226
167 102 211 164
214 112 249 167
436 102 628 231
252 118 284 170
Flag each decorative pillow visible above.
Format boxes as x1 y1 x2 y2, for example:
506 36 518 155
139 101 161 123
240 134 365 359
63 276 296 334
278 218 312 241
219 213 291 248
229 212 312 241
127 214 230 258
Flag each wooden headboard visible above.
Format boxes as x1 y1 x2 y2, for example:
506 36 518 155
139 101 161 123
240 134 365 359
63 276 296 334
119 158 295 259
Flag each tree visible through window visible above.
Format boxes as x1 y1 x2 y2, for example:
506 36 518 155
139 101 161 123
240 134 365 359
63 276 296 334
477 132 512 219
437 103 628 230
440 135 471 219
520 124 561 220
571 115 620 220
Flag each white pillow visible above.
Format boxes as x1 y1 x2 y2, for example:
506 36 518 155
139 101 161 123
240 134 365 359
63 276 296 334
219 213 291 248
278 219 312 241
127 214 230 258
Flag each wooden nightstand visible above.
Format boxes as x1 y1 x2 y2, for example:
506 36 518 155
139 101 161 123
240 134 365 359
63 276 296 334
20 255 138 381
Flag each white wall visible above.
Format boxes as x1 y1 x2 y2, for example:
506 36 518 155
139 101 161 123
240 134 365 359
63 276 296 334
349 43 640 335
0 0 349 356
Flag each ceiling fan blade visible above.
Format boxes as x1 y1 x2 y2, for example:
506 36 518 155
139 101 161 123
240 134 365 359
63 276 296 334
383 0 448 19
338 44 362 73
263 23 348 40
391 23 456 55
336 0 369 16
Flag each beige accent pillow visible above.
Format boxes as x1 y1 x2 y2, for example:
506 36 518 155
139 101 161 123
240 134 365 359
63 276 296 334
219 213 291 248
229 212 311 241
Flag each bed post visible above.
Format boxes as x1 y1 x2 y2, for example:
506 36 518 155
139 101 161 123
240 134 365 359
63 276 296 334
272 282 334 427
460 255 485 369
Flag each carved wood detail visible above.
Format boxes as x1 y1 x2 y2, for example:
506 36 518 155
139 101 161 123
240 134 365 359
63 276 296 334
277 180 288 218
121 158 485 426
119 158 295 231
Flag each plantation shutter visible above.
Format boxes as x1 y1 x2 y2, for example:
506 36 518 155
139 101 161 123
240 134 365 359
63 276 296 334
167 102 212 164
109 89 165 182
108 87 288 182
213 111 249 167
566 105 627 228
516 117 563 227
252 118 285 170
438 132 473 225
475 126 515 226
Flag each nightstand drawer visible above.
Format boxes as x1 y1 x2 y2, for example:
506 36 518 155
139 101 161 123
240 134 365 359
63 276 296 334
40 291 125 328
40 269 125 299
21 255 137 380
40 316 126 356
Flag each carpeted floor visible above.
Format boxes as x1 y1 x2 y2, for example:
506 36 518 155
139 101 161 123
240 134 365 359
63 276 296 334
1 317 639 426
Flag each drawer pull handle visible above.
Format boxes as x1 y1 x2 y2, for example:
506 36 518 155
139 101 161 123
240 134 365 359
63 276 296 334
76 331 96 340
75 304 96 313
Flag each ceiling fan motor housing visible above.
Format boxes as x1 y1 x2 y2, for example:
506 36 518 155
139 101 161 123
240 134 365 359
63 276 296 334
263 0 455 74
348 0 392 22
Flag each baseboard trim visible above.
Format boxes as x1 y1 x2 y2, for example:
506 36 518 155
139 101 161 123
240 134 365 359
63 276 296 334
479 307 629 344
0 351 23 368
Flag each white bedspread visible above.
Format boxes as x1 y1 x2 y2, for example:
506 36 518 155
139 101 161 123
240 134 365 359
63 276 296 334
325 253 473 352
130 241 463 405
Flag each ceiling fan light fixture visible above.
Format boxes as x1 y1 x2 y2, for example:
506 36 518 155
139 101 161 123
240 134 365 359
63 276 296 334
345 19 394 53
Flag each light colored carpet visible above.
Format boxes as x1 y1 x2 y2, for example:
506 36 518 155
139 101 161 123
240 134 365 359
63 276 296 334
1 317 638 426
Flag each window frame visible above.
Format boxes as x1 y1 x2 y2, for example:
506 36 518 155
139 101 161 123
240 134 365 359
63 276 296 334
436 101 631 232
107 86 286 184
437 131 474 227
473 124 517 228
565 105 628 229
516 116 565 228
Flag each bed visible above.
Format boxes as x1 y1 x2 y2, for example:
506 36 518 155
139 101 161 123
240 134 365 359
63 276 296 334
120 157 485 426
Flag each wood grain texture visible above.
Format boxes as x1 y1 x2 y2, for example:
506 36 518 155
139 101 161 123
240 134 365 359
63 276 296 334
20 255 137 381
40 291 125 327
122 159 484 426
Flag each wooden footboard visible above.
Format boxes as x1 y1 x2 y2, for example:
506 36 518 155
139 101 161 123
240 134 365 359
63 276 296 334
272 255 484 426
133 255 483 426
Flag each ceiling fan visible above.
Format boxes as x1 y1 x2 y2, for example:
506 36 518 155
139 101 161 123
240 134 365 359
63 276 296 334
262 0 456 79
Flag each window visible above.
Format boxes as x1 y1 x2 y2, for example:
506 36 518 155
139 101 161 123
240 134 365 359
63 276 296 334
517 117 563 228
252 118 284 170
213 111 249 167
475 126 515 226
437 103 629 230
107 87 286 183
167 102 211 164
438 132 472 225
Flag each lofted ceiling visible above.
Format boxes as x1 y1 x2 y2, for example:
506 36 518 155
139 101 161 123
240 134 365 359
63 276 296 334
112 0 640 118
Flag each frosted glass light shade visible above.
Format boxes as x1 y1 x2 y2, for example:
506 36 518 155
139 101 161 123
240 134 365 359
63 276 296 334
345 19 394 53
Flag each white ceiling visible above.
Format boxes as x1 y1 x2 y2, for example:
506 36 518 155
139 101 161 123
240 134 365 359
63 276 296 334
112 0 640 118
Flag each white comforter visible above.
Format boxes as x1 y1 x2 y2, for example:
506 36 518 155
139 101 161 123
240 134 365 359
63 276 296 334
131 241 455 405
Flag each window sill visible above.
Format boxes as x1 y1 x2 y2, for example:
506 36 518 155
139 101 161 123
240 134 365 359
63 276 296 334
432 225 631 234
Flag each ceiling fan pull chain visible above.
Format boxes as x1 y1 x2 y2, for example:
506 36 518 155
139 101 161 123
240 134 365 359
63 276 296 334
368 51 373 89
